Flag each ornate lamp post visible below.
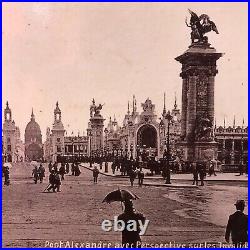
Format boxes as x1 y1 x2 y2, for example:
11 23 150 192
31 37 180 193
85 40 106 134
130 143 134 160
165 110 173 184
89 131 93 167
125 138 128 158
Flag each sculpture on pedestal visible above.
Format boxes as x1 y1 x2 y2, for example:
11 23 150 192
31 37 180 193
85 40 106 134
185 9 219 44
176 10 223 162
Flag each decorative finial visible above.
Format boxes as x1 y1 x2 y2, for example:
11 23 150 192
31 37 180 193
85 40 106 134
242 118 245 128
163 92 166 116
92 98 95 105
127 101 130 115
31 108 35 120
6 101 9 108
223 117 226 128
174 92 177 109
56 101 59 108
233 115 236 128
214 118 217 129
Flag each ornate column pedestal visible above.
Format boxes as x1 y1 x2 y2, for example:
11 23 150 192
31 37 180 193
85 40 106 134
175 42 223 162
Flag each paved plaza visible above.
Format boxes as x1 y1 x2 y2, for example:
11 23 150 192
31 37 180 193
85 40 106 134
2 163 248 248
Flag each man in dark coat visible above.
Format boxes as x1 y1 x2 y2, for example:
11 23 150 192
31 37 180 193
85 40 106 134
118 200 146 248
192 162 199 186
225 200 248 247
47 170 56 192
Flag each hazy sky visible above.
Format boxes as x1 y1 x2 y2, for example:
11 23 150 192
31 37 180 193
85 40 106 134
2 2 248 141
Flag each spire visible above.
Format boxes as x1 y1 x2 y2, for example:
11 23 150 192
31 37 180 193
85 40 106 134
132 95 136 114
223 117 226 128
31 108 35 121
134 96 137 112
162 92 166 116
56 101 59 108
174 92 177 110
92 98 95 105
233 115 236 128
6 101 9 108
127 101 130 115
242 118 245 128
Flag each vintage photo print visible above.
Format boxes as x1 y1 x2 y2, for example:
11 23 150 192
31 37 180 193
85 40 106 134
2 2 248 248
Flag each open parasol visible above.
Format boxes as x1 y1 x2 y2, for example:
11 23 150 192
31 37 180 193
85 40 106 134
103 188 139 204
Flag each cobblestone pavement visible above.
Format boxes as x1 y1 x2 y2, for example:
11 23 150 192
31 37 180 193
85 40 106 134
2 163 248 248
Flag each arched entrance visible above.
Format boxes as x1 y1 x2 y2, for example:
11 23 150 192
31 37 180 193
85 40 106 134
137 125 158 157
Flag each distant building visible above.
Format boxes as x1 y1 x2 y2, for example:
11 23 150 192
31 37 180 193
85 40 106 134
43 102 88 162
103 95 247 166
2 102 24 163
24 109 43 161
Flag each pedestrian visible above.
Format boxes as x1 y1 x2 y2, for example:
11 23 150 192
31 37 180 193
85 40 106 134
54 172 61 192
71 163 75 176
47 170 56 192
53 162 58 173
225 200 248 247
3 167 10 186
111 162 116 175
93 166 100 183
59 164 66 180
208 160 217 176
192 162 199 186
198 163 206 186
38 163 45 183
74 163 81 176
48 161 53 173
129 169 136 187
66 162 70 174
32 166 39 184
118 200 146 248
137 168 144 187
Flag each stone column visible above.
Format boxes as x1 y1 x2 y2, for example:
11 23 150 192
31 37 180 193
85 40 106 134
207 71 216 136
231 139 235 164
186 73 197 142
222 138 226 164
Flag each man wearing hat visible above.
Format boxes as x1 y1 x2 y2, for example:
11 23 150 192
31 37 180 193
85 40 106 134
225 200 248 247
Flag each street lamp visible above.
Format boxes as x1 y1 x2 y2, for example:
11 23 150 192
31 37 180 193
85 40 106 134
164 110 173 184
130 143 134 160
89 131 93 167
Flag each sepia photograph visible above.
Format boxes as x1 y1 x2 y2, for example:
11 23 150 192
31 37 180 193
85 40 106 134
2 2 248 248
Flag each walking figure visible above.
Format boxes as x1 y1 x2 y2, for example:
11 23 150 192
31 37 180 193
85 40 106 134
66 162 70 174
59 164 66 180
118 200 146 248
48 161 53 173
198 163 206 186
225 200 248 247
192 162 199 186
38 164 45 183
54 172 61 192
93 166 100 183
32 166 39 184
47 170 56 192
129 169 136 187
137 169 144 187
3 167 10 186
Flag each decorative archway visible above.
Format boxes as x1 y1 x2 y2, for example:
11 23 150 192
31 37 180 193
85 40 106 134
137 124 157 150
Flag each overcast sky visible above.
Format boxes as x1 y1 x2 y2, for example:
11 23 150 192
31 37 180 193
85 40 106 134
2 2 248 141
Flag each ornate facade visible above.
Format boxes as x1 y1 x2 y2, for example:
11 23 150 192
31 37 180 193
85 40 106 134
2 102 24 163
104 95 181 159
